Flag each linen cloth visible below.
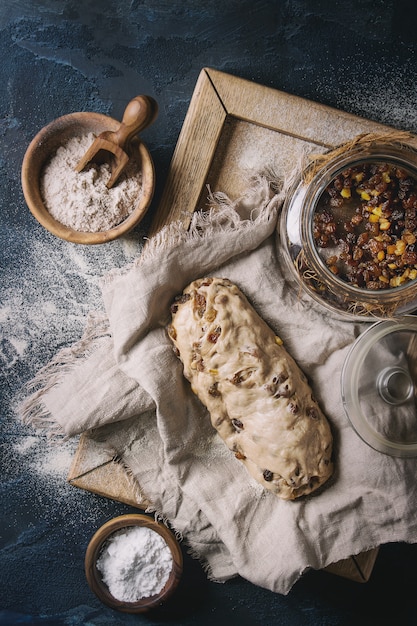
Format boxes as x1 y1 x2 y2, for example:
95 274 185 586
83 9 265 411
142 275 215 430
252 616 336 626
21 182 417 594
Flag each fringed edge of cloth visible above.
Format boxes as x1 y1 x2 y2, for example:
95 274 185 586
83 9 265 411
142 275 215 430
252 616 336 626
145 178 282 256
111 452 232 583
18 310 111 438
102 175 284 287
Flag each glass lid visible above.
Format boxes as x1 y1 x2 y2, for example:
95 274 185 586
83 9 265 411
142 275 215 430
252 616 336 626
341 316 417 456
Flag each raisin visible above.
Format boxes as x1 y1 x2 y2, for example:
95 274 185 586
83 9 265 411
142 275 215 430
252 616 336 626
366 281 383 290
403 250 417 265
308 476 319 490
232 369 255 385
307 407 319 420
357 232 369 246
351 214 363 226
171 293 191 313
207 326 221 343
208 383 221 397
277 384 291 398
368 239 383 255
232 372 244 385
272 372 288 385
205 308 217 322
172 293 193 313
167 324 177 340
313 162 417 289
194 292 206 317
352 247 363 261
326 255 338 267
232 418 244 431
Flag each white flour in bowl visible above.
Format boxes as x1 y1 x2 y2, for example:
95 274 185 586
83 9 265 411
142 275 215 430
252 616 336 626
40 133 143 233
96 525 173 602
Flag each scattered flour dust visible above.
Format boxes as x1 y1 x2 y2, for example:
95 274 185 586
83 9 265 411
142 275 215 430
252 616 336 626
96 525 173 602
10 432 119 532
320 57 417 135
13 435 78 482
3 218 144 525
40 133 143 232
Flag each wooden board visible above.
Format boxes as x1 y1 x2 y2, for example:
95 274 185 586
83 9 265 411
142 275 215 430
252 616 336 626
67 66 417 582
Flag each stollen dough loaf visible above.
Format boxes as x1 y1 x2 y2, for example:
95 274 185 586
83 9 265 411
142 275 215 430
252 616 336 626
167 277 333 500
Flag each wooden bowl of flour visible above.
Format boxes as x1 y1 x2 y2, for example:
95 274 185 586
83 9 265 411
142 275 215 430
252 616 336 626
85 514 183 613
21 111 155 244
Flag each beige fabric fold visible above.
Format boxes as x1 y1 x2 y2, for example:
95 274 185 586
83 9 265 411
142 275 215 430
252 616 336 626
21 182 417 594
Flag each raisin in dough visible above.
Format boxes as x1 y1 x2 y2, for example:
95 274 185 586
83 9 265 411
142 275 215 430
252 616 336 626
167 277 333 500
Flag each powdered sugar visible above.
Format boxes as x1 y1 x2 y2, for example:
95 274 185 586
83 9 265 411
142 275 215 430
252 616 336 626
96 525 173 602
40 133 143 232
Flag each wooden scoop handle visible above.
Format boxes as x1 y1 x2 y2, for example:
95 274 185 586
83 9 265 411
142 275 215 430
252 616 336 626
113 95 158 148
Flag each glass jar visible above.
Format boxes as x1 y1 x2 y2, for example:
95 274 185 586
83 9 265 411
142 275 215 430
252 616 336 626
279 141 417 320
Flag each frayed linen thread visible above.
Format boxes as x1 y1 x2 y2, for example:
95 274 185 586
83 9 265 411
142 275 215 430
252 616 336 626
102 176 283 288
19 310 111 438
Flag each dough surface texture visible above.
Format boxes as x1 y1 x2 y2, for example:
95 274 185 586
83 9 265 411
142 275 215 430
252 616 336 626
167 277 333 500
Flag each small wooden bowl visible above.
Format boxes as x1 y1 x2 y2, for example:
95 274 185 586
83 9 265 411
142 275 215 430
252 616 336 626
85 514 183 613
21 112 155 244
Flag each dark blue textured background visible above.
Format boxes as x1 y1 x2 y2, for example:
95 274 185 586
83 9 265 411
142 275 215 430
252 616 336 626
2 1 417 624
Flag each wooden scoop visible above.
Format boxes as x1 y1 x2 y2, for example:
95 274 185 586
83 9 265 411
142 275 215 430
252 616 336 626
75 95 158 189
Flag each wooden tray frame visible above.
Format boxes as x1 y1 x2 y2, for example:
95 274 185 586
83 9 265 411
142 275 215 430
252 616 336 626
67 67 399 582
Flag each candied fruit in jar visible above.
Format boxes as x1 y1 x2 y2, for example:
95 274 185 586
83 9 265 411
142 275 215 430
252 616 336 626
313 162 417 290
